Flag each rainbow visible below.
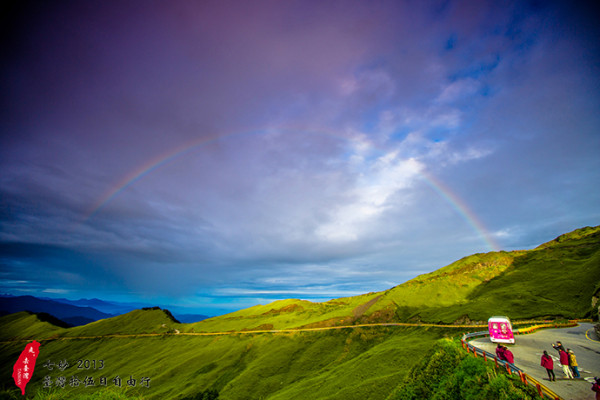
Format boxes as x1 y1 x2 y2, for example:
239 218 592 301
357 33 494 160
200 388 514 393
83 126 353 221
83 128 501 252
84 129 255 221
420 170 501 252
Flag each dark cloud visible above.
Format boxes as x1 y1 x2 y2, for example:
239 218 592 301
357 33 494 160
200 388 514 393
1 0 598 314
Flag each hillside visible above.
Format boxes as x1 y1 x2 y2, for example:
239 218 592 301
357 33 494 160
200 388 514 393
60 307 182 337
0 311 67 341
187 225 600 332
0 322 444 400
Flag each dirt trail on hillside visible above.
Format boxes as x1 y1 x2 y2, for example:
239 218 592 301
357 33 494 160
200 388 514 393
352 295 382 318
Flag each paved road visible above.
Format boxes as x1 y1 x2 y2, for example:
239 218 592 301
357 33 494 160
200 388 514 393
471 323 600 400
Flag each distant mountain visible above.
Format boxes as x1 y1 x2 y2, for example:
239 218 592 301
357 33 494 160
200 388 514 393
40 296 144 315
0 295 112 326
39 296 209 322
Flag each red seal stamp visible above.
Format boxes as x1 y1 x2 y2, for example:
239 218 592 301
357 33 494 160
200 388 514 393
12 340 41 395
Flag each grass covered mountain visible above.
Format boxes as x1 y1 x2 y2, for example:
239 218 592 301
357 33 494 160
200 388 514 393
0 225 598 400
187 225 600 332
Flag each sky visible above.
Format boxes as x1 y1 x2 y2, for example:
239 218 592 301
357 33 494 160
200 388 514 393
1 0 599 316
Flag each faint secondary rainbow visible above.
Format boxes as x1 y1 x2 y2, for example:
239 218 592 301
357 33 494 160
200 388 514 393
83 128 501 252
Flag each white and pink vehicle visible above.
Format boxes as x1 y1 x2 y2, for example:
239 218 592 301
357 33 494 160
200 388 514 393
488 316 515 344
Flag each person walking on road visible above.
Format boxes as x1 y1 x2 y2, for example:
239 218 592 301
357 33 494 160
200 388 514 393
502 346 514 364
541 351 556 382
567 349 580 378
556 348 573 379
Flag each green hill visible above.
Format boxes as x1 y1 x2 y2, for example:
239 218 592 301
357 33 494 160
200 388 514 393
0 225 598 400
187 225 600 331
61 308 182 337
0 311 67 341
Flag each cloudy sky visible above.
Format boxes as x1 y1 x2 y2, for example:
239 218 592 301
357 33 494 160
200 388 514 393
1 0 599 316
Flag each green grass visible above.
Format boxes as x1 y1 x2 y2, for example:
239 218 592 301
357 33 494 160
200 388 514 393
0 326 456 400
413 228 600 323
62 309 182 337
187 293 384 333
0 312 65 341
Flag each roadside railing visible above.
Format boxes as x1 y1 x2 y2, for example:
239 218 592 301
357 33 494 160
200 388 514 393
461 328 566 400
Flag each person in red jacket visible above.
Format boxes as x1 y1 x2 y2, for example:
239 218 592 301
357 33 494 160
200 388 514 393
502 346 514 364
541 351 555 381
557 348 574 379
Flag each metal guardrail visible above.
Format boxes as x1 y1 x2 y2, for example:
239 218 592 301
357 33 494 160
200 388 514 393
461 330 563 400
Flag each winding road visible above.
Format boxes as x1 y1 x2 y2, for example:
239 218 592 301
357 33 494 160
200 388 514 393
470 323 600 400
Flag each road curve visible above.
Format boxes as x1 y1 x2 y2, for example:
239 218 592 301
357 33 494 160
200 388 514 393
470 322 600 400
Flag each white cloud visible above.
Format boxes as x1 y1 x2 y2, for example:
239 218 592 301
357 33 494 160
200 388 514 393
429 142 493 165
337 69 395 99
431 108 462 129
316 145 424 242
436 78 480 104
42 288 70 294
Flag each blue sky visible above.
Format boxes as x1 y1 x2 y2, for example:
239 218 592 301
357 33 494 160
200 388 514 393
1 0 599 316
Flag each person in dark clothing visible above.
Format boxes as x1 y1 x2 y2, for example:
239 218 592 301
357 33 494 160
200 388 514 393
496 344 506 361
541 351 555 382
552 341 565 352
592 377 600 400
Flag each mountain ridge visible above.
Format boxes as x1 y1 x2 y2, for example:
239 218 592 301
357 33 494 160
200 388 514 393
189 225 600 332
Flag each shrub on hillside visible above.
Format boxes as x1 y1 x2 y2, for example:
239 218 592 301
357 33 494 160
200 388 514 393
387 339 538 400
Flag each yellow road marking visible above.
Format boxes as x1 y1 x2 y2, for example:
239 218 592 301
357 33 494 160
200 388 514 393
585 328 600 342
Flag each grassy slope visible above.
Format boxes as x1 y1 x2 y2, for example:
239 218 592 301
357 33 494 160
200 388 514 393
0 324 448 400
0 312 65 341
413 226 600 322
189 225 600 330
186 294 383 333
61 309 181 337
